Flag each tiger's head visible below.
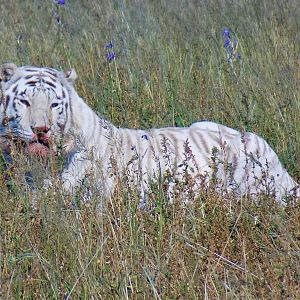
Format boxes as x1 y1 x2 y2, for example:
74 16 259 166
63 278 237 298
0 63 76 153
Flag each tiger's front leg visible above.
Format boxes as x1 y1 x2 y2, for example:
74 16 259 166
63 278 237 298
61 149 93 194
61 150 117 205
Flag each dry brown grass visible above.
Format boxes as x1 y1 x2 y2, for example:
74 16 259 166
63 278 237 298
0 0 299 298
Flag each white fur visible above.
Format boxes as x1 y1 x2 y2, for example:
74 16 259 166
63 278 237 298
0 64 299 204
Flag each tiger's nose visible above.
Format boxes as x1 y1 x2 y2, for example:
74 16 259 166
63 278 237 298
31 126 50 142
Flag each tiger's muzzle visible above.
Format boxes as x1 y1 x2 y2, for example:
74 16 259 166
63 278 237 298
31 126 50 148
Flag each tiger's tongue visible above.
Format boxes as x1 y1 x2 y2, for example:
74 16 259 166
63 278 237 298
27 142 49 157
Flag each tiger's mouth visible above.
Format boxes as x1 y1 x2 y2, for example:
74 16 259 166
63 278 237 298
30 126 51 147
29 138 49 148
35 132 50 148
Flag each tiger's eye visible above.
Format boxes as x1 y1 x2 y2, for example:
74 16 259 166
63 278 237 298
19 99 30 107
50 103 59 108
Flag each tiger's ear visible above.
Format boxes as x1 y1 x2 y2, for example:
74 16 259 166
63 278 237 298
0 63 18 82
65 69 77 83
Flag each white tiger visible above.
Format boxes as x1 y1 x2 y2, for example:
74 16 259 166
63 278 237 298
0 63 299 205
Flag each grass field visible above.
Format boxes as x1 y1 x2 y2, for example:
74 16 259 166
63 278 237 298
0 0 299 298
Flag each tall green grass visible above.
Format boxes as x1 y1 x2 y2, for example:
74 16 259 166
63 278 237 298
0 0 299 298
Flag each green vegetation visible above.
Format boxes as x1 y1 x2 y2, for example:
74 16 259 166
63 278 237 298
0 0 299 298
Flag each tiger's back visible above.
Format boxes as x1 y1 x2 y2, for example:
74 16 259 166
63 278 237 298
111 121 298 202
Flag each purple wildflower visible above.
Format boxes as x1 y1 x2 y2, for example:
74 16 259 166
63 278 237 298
106 52 116 61
222 28 241 64
222 28 230 37
57 0 65 5
105 41 117 62
224 39 230 48
105 41 114 49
